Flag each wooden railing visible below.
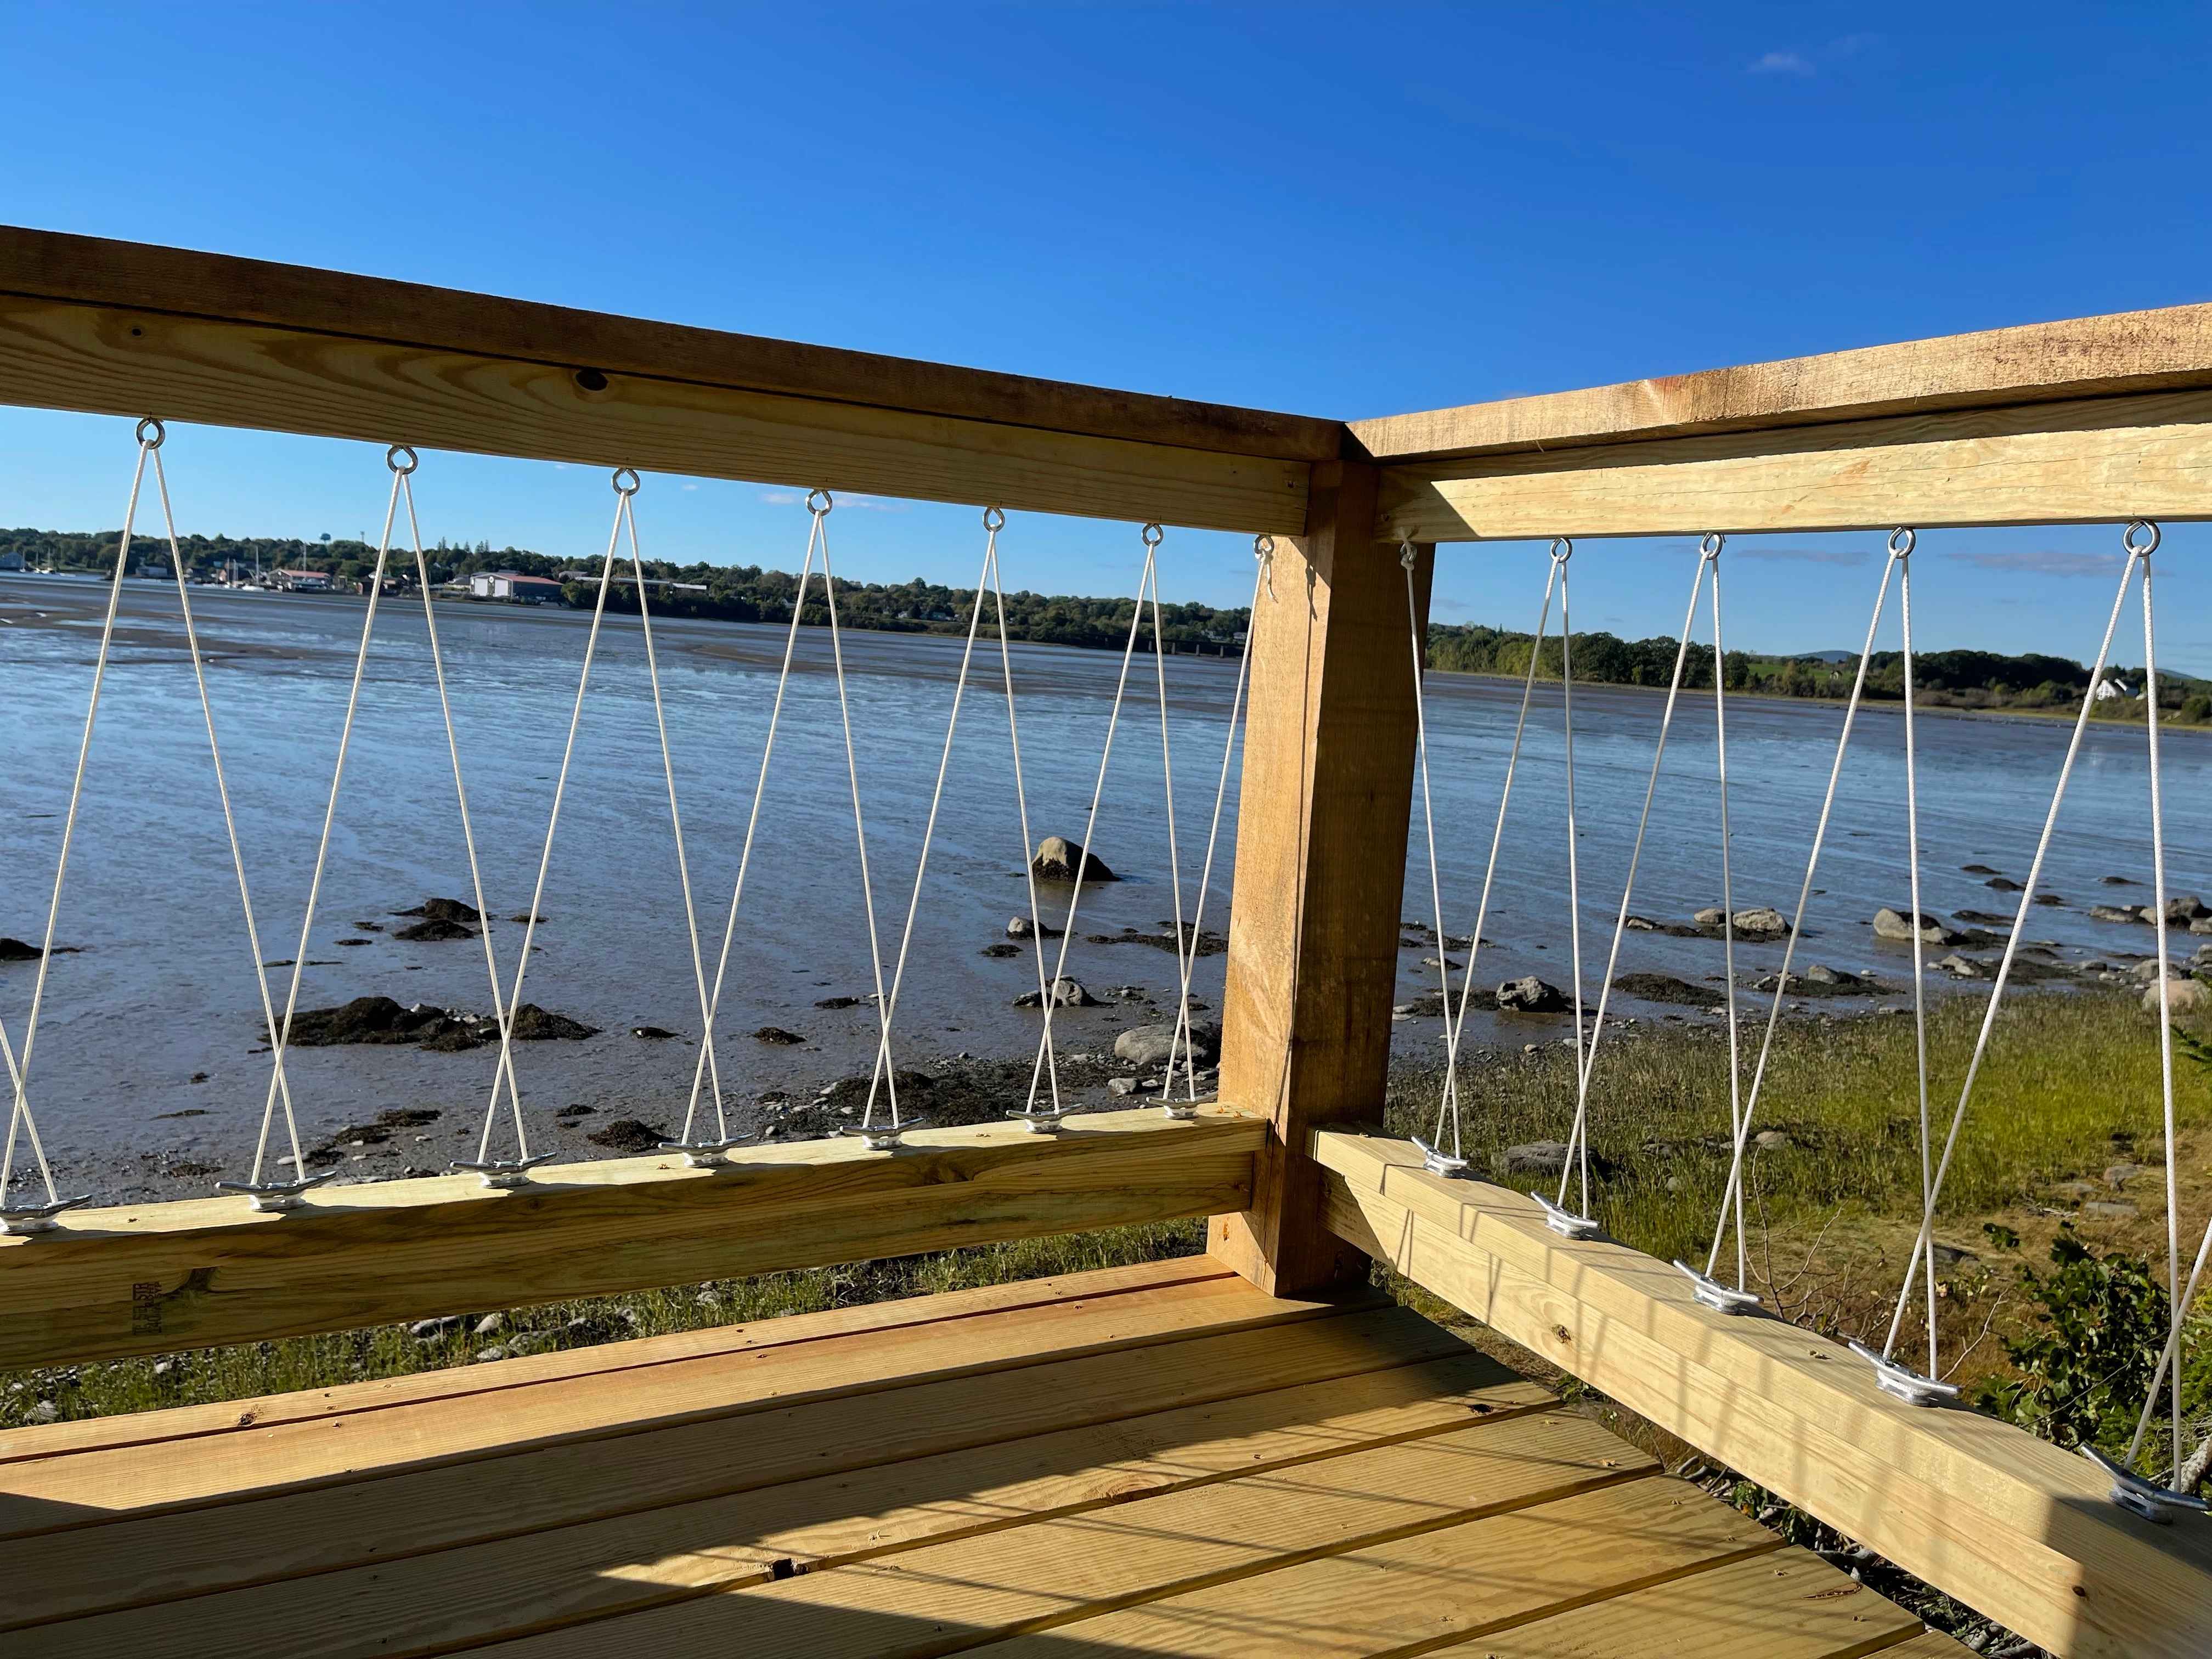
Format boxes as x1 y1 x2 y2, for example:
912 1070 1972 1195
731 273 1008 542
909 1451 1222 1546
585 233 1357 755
3 226 2211 1656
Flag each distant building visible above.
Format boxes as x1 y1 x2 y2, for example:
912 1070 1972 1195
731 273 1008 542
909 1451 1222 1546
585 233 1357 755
2095 675 2137 702
272 568 334 592
469 571 567 603
0 548 23 571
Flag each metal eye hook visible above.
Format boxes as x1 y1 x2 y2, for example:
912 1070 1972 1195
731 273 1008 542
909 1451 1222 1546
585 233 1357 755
1700 532 1725 560
806 487 833 515
2124 519 2161 557
136 417 166 450
1399 536 1419 572
1141 522 1164 548
1549 537 1574 565
386 444 419 476
1253 534 1276 599
611 466 641 496
1887 527 1916 558
982 505 1006 533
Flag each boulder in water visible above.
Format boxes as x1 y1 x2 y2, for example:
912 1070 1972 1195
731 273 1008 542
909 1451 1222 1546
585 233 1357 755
395 917 476 943
1731 906 1790 936
1496 975 1568 1014
1114 1021 1221 1067
1872 907 1960 946
1031 836 1116 884
1013 978 1097 1009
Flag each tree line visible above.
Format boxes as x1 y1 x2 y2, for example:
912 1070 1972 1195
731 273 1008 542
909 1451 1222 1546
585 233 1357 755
7 524 2202 714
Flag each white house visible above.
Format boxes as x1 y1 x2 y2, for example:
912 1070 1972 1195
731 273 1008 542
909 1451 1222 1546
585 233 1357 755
468 571 567 603
2094 675 2137 702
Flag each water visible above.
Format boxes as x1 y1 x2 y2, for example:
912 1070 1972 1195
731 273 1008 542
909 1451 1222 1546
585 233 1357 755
3 571 2205 1188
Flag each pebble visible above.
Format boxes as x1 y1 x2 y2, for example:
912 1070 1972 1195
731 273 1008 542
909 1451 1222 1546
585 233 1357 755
410 1314 467 1341
2083 1200 2138 1221
1107 1077 1140 1096
473 1312 508 1338
473 1346 508 1364
26 1400 60 1425
2104 1163 2145 1189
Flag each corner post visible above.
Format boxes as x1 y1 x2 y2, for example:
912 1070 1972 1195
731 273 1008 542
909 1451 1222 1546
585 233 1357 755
1211 460 1431 1295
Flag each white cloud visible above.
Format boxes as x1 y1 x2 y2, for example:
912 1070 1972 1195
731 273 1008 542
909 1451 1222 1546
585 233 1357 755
1948 549 2120 578
681 483 699 492
1750 49 1813 75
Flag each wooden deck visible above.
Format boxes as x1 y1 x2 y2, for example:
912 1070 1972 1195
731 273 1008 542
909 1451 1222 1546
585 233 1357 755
0 1257 1957 1657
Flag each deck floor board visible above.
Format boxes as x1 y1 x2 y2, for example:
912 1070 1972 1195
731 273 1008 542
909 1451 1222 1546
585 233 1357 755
1 1259 1944 1658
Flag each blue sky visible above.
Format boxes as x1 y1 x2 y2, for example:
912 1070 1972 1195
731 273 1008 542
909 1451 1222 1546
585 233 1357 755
2 3 2209 667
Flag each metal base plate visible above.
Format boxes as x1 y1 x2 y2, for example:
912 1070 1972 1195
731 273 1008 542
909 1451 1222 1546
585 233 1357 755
1848 1340 1960 1407
657 1136 755 1167
449 1153 557 1189
1410 1135 1471 1177
1673 1259 1763 1314
216 1170 341 1211
1533 1193 1602 1239
2082 1444 2212 1523
841 1121 927 1150
1007 1108 1073 1133
0 1193 93 1234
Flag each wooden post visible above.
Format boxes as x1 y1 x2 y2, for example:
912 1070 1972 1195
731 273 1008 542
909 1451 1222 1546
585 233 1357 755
1211 460 1431 1295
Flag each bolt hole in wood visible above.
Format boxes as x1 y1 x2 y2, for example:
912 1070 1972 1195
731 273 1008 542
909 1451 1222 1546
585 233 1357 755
573 366 609 392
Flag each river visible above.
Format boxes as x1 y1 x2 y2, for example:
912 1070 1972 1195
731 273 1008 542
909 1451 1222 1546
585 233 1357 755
2 571 2204 1197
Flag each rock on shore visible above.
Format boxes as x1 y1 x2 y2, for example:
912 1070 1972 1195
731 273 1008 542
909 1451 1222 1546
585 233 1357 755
274 996 597 1048
1873 907 1960 946
1496 976 1568 1014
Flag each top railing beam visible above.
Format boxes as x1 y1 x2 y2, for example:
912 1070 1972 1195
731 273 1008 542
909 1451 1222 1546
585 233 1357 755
1350 300 2212 464
0 227 1331 534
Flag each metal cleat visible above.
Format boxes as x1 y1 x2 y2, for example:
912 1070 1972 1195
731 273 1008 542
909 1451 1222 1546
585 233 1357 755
2081 1446 2212 1524
0 1193 93 1235
1533 1192 1602 1239
1673 1259 1763 1314
1848 1340 1960 1407
1158 1097 1203 1121
449 1153 557 1189
1410 1135 1471 1177
841 1120 926 1150
657 1135 755 1169
1007 1106 1074 1133
216 1170 340 1212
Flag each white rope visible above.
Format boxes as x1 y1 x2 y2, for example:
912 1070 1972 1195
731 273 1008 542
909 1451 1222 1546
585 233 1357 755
1145 539 1192 1102
678 516 821 1143
864 513 1001 1121
1161 538 1272 1103
1706 546 1747 1287
1434 552 1565 1157
810 498 904 1131
1027 527 1162 1110
1402 540 1465 1124
616 478 725 1126
1703 545 1902 1278
2138 530 2184 1482
245 471 399 1186
985 515 1065 1115
1895 534 1938 1373
392 454 523 1144
1557 546 1591 1217
146 435 308 1191
469 485 624 1165
0 428 154 1207
1877 536 2148 1354
1555 544 1714 1214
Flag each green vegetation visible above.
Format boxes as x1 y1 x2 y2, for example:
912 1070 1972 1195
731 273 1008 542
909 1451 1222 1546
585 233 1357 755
0 526 1249 653
1425 621 2210 721
1387 990 2203 1266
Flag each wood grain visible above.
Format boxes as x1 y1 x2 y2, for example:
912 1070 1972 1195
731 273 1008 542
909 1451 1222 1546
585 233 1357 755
0 1107 1261 1369
1211 465 1426 1295
961 1477 1791 1658
1316 1130 2212 1659
1351 301 2212 462
0 294 1308 534
475 1413 1649 1657
9 1356 1548 1652
1379 387 2212 540
0 227 1342 461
